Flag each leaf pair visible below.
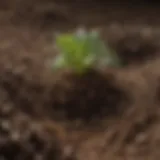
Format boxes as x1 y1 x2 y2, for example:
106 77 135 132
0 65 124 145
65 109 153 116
52 28 121 74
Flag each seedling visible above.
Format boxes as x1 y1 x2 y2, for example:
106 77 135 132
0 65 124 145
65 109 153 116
52 28 121 74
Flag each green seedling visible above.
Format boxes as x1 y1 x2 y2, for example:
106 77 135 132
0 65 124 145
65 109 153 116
52 28 121 74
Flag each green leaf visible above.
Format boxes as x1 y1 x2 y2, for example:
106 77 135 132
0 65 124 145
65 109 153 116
52 28 122 74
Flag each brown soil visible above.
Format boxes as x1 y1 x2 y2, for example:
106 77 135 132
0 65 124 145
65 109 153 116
1 1 160 160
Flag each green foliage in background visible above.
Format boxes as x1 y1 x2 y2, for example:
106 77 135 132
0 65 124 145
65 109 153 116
52 28 121 74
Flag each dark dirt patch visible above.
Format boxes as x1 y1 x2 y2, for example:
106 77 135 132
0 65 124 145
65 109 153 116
49 69 129 123
1 1 160 160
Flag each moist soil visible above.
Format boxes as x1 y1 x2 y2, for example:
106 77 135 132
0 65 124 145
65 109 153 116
1 1 160 160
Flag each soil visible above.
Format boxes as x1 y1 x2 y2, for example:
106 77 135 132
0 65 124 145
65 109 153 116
1 1 160 160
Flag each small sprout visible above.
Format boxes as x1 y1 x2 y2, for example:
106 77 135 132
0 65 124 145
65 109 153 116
52 28 121 74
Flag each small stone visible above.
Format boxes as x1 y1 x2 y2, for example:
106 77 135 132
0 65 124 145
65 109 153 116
135 133 147 144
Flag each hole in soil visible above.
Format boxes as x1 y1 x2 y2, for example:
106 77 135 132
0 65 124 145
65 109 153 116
50 69 129 122
115 35 159 65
